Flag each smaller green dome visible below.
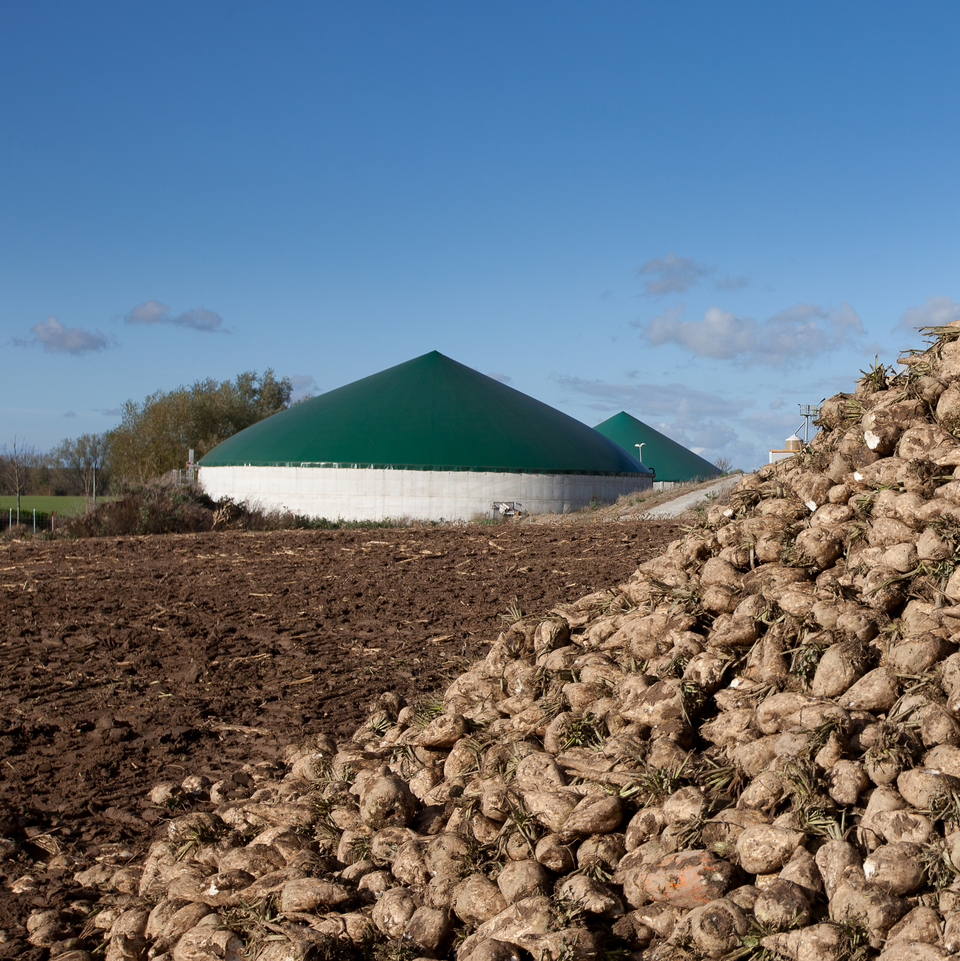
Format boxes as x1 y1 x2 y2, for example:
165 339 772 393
594 412 720 483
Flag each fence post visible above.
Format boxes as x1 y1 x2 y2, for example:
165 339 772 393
52 511 56 533
33 509 36 534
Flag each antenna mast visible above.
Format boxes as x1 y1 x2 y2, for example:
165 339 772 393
798 404 819 444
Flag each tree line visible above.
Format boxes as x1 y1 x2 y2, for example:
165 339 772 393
1 370 294 513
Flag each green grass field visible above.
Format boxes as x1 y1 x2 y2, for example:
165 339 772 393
0 495 91 517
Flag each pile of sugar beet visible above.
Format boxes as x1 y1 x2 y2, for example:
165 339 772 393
36 323 960 961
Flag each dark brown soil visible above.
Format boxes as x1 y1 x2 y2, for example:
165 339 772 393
0 521 680 957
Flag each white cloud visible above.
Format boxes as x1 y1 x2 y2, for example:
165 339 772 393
554 373 814 472
553 374 750 423
636 251 713 296
557 373 748 464
897 295 960 333
289 374 319 403
176 307 224 332
487 371 513 384
126 300 169 325
715 274 751 291
14 316 110 354
637 301 864 365
670 419 739 452
632 303 685 340
739 408 803 439
125 299 227 333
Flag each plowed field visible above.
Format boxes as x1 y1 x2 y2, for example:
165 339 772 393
0 521 680 957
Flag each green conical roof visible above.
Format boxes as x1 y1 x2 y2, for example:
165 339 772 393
593 411 721 483
201 351 647 475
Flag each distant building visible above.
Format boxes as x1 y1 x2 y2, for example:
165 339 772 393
769 434 803 464
593 412 721 488
199 352 653 521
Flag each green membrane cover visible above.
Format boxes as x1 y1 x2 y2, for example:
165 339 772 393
201 352 648 476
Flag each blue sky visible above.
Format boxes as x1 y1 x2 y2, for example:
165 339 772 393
2 2 958 470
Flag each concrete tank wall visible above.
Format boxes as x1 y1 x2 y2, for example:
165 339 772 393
198 466 653 521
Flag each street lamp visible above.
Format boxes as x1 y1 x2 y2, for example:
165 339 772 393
635 443 645 461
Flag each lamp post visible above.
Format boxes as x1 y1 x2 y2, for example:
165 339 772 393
635 443 645 462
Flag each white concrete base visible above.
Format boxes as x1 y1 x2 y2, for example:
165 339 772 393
199 465 653 522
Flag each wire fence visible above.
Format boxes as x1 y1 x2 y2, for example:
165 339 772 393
1 508 60 534
162 469 195 486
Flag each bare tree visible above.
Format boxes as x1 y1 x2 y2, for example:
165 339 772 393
51 433 108 500
714 456 733 474
0 437 38 523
